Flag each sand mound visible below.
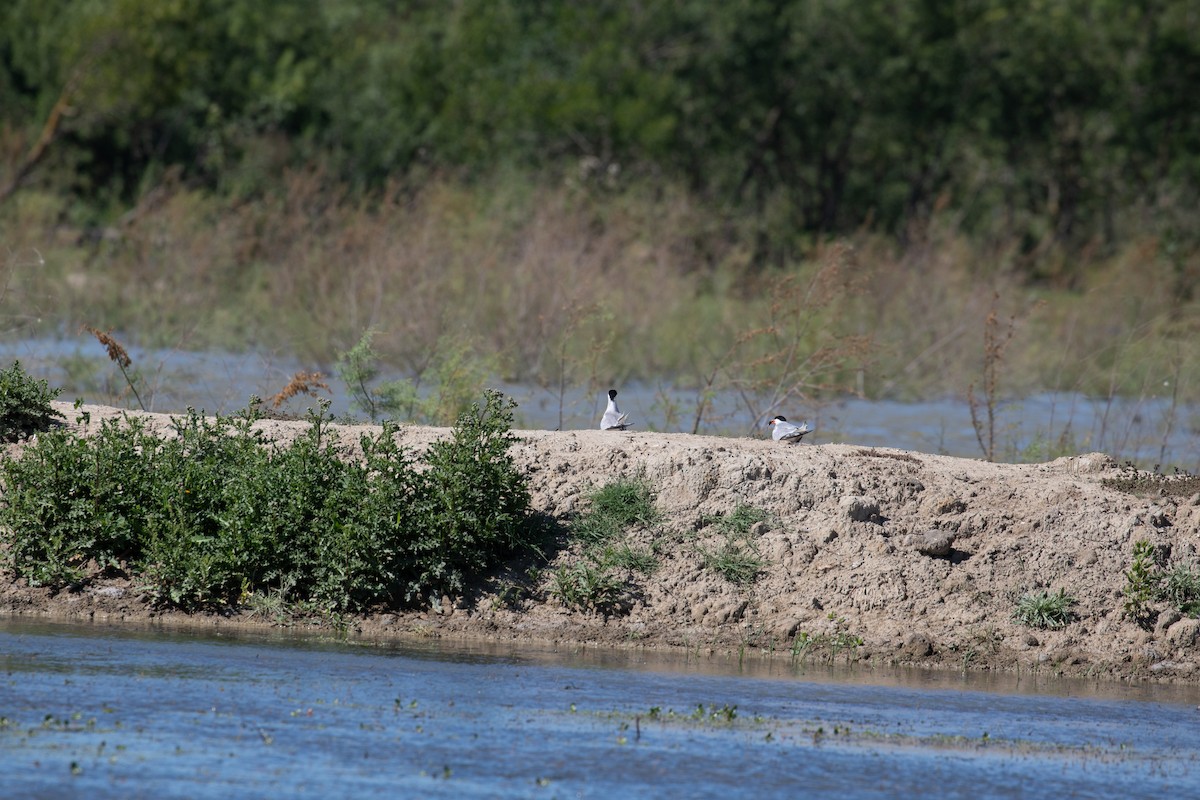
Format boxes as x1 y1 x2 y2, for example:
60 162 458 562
4 402 1199 683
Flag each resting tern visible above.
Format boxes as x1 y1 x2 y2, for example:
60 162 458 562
768 415 811 443
600 389 632 431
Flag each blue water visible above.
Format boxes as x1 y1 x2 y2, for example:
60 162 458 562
1 337 1197 468
2 620 1198 799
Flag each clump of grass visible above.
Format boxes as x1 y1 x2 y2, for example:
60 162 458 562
698 540 766 585
550 477 662 613
548 561 624 614
696 503 771 584
0 360 63 442
1013 588 1076 629
1158 563 1200 617
573 477 660 544
0 389 533 612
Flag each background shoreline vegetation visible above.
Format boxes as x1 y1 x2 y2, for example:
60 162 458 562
1 1 1197 462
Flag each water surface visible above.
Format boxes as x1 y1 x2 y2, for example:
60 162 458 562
2 619 1198 799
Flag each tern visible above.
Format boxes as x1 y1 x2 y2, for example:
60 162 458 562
600 389 632 431
768 415 811 443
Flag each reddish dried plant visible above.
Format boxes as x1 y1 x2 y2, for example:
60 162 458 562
271 371 332 409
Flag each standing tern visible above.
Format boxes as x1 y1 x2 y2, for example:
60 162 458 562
768 415 811 443
600 389 632 431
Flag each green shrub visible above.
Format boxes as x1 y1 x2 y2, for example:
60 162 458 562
0 391 533 613
0 413 158 585
404 390 532 601
1013 588 1076 629
0 361 64 443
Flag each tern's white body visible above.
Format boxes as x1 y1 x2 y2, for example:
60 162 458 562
600 389 632 431
768 415 811 443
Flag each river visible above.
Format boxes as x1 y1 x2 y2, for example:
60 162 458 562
2 619 1199 799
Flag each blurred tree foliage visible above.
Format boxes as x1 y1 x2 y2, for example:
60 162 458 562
1 0 1197 269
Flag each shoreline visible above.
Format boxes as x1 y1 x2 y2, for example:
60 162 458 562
3 402 1200 686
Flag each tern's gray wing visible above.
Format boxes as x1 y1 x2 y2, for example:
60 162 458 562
777 420 812 441
600 400 632 430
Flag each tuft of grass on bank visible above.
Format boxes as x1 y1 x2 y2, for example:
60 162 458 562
696 504 772 585
0 389 534 614
550 476 662 614
1012 588 1076 629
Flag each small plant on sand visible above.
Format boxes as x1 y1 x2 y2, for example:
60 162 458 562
696 503 771 585
1158 563 1200 618
1123 539 1162 628
1012 588 1076 629
698 539 766 585
0 360 63 442
553 477 661 613
548 561 623 614
790 614 864 664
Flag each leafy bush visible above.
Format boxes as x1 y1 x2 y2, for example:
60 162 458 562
1013 588 1076 629
0 391 533 613
0 413 158 585
0 361 64 443
405 390 532 600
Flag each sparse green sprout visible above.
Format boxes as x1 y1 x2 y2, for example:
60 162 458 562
791 614 864 663
696 503 772 584
698 539 766 585
1013 588 1076 629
